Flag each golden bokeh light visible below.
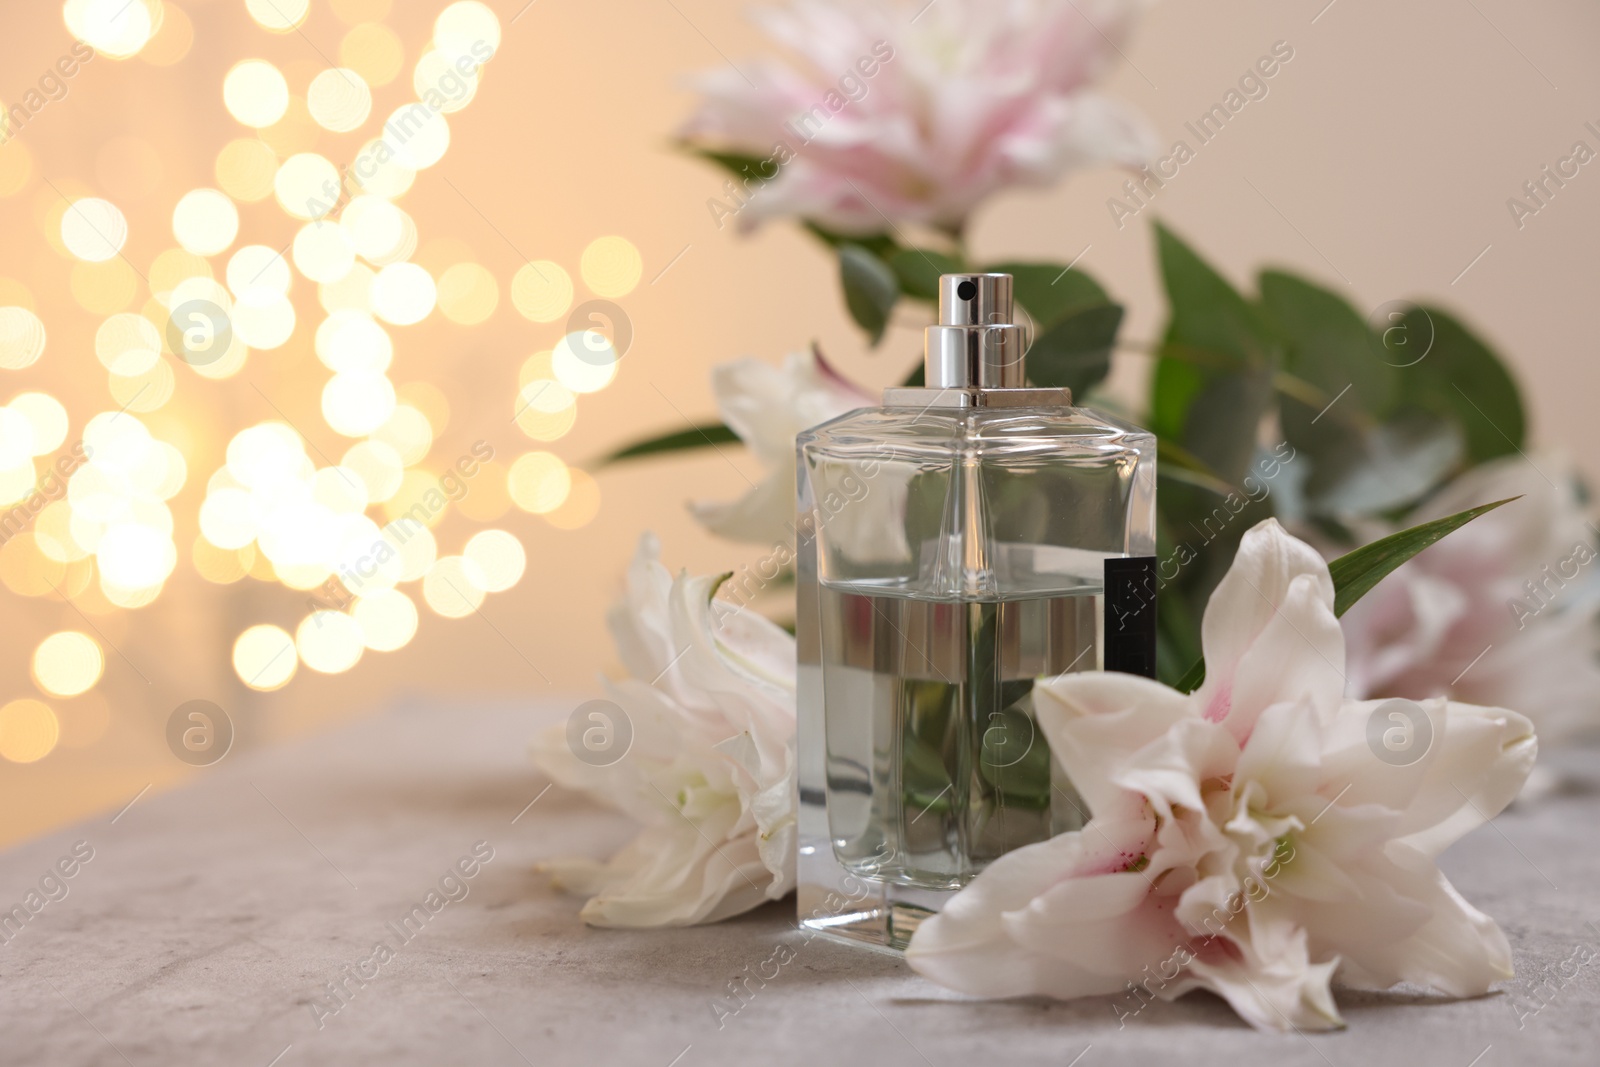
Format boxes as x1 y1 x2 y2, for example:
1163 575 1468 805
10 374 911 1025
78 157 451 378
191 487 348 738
345 138 415 199
514 378 577 441
141 1 194 67
383 469 448 528
215 138 279 202
508 451 571 514
95 312 161 375
323 372 397 437
32 632 105 698
422 555 486 619
340 23 405 87
173 188 240 257
316 310 392 373
353 588 418 652
414 50 480 114
234 624 299 691
370 404 432 465
70 259 140 315
510 261 574 323
0 407 34 468
232 299 297 350
580 236 643 298
294 221 358 284
320 262 375 314
7 393 69 455
464 529 525 593
435 2 503 60
385 106 450 170
0 306 47 369
275 152 342 221
369 263 437 325
297 611 366 674
545 468 602 530
341 440 404 502
308 68 374 134
149 248 213 299
437 262 498 325
63 0 156 60
60 198 129 263
224 60 291 129
397 382 449 434
0 699 59 763
228 245 293 306
344 196 408 263
553 330 619 393
247 0 311 33
194 535 251 584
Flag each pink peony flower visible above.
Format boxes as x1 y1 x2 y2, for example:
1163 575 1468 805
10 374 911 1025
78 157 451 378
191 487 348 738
1340 453 1600 747
681 0 1157 234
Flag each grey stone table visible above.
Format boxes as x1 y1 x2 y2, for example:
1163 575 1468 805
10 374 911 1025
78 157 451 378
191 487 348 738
3 700 1597 1067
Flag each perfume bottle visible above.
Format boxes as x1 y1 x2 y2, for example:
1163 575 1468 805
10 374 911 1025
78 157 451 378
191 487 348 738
795 273 1157 951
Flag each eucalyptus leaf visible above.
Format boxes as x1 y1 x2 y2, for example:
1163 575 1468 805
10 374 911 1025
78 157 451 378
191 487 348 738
1404 306 1526 464
598 422 739 465
1150 223 1278 480
1305 411 1464 516
889 248 963 301
1172 496 1518 692
985 260 1109 327
1025 304 1123 395
807 223 898 259
839 243 900 346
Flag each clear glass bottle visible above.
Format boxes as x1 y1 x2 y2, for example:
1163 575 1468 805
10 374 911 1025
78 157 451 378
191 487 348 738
795 274 1157 951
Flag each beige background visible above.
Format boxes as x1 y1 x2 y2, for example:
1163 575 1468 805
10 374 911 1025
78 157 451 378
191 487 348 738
2 0 1597 845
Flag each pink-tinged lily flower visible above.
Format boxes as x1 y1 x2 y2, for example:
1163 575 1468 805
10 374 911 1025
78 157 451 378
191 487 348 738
530 535 797 926
691 347 873 546
681 0 1157 234
906 519 1537 1032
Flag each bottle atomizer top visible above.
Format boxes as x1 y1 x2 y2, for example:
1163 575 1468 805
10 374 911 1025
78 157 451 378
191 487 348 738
884 272 1069 408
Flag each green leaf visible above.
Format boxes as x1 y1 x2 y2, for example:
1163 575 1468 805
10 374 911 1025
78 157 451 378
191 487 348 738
1155 222 1274 373
687 148 772 180
1025 304 1123 395
889 248 962 301
839 243 900 346
985 260 1108 327
1172 496 1519 692
1303 411 1463 516
806 223 898 260
901 362 925 387
1328 496 1518 617
1404 307 1526 464
1259 270 1398 420
597 422 739 465
1149 222 1278 483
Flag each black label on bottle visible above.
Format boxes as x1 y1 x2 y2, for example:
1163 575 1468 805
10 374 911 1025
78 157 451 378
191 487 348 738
1104 556 1158 679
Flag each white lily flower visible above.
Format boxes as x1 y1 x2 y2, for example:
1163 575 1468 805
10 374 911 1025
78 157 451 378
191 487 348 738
530 534 797 926
691 347 872 546
907 519 1537 1032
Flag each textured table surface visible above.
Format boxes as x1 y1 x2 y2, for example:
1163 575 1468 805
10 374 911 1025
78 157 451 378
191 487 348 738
2 700 1597 1067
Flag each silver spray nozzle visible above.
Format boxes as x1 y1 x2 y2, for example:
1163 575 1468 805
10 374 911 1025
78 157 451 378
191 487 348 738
925 273 1027 390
